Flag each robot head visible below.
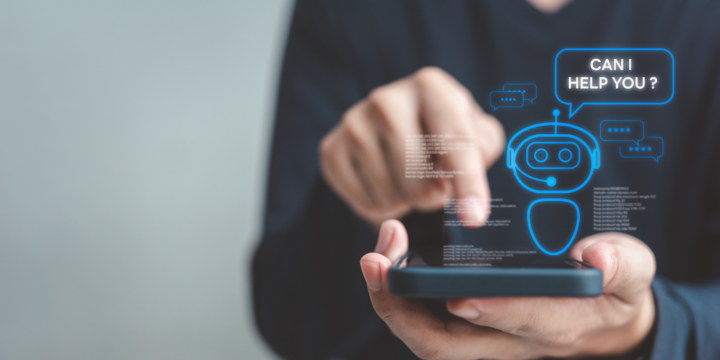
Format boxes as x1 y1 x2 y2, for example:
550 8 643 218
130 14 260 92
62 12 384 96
506 121 600 194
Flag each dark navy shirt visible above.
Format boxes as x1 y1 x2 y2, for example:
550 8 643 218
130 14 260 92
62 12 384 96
253 1 720 359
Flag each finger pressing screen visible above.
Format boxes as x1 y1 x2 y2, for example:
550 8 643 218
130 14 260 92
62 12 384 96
414 69 491 227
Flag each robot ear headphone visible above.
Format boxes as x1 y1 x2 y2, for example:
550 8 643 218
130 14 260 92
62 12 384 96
507 109 600 164
507 140 599 170
506 121 600 192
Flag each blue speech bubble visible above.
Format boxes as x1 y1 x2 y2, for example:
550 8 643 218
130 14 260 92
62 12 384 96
490 91 524 111
600 120 644 146
555 48 675 118
618 136 664 162
503 83 537 103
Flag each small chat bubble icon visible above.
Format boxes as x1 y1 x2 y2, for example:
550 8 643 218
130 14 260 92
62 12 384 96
490 91 523 111
600 120 644 145
503 83 537 103
555 48 674 118
619 136 664 162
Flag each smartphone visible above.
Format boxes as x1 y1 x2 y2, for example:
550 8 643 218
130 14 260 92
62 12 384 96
388 247 603 298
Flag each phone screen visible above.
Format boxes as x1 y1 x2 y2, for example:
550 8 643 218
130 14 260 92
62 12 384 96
406 246 585 269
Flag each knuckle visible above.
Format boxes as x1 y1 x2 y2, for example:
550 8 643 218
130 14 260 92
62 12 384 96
509 312 538 336
367 85 394 107
413 66 449 87
342 111 369 147
434 99 474 133
366 87 404 133
447 97 473 120
414 67 470 106
545 330 580 348
451 86 475 109
477 113 506 142
377 309 395 324
642 246 657 280
318 135 336 163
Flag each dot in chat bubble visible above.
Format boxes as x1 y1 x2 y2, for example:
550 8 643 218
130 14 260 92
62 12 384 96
555 48 675 118
600 120 644 145
503 83 537 103
489 91 524 111
618 136 664 162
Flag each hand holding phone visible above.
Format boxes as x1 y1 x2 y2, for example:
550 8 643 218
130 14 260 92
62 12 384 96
360 220 657 359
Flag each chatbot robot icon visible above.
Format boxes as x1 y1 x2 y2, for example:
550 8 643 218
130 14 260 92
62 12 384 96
506 109 600 255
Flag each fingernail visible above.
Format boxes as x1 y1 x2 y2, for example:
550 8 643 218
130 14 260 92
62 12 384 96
361 260 382 292
375 221 394 254
604 255 619 286
450 305 480 320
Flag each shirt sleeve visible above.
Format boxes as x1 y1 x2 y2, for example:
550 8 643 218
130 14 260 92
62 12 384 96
648 38 720 360
648 277 720 359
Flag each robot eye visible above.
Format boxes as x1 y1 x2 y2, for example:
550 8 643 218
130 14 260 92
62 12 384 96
558 148 573 163
534 148 548 163
526 142 580 170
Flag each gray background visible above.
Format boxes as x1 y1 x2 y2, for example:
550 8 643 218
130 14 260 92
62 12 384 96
0 0 290 359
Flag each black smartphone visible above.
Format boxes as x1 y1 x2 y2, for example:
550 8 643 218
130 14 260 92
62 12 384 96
388 247 602 298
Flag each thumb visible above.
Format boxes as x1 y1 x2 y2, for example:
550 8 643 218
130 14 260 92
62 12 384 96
574 233 656 303
360 220 408 293
373 219 409 263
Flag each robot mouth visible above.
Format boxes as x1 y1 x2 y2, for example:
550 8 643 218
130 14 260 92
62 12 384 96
527 199 580 256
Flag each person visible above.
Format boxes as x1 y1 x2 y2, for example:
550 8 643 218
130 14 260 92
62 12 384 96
253 0 720 359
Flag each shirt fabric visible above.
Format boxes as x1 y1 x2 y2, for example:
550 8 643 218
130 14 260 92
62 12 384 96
253 1 720 359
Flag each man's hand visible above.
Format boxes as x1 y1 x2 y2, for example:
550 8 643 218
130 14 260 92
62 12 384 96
360 220 656 359
319 67 505 227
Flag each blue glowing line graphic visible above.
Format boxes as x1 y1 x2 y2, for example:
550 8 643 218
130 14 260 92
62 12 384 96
526 141 580 170
554 48 675 118
527 198 580 256
618 136 664 162
600 120 645 146
502 83 537 103
516 166 547 183
507 127 600 194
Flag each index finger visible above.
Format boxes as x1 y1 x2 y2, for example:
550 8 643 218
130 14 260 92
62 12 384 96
413 68 492 227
